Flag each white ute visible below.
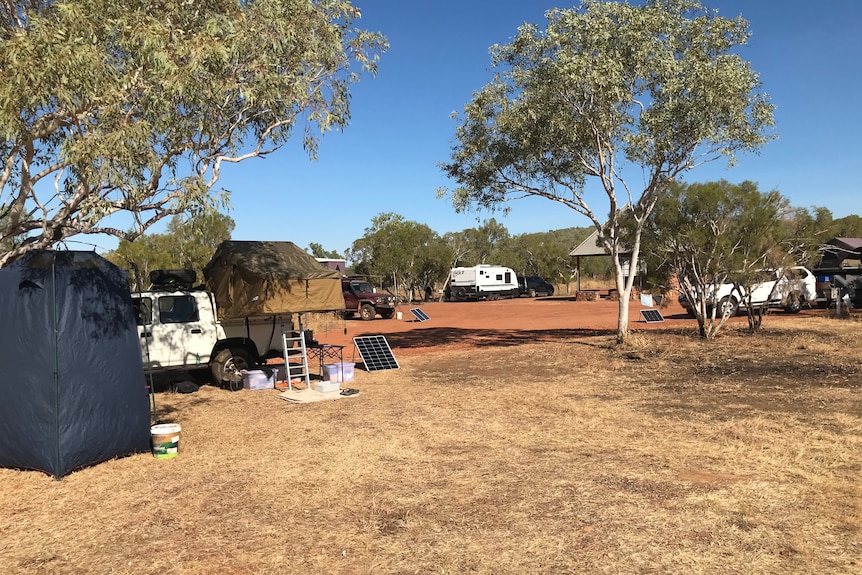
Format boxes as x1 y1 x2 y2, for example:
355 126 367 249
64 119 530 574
680 266 817 317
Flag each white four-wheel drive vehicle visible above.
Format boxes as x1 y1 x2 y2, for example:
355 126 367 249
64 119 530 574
131 241 346 386
131 286 290 384
679 266 817 317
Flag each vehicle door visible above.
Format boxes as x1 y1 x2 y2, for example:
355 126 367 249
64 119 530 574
136 293 215 369
132 295 155 366
774 267 816 302
791 267 817 301
343 282 359 311
748 270 779 305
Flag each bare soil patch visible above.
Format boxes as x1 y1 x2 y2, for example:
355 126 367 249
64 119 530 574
306 295 827 358
1 297 860 574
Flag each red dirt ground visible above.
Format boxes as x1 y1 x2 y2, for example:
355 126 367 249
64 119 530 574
309 295 822 358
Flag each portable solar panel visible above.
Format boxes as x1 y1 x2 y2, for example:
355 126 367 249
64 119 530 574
409 308 430 322
353 335 400 371
640 309 665 323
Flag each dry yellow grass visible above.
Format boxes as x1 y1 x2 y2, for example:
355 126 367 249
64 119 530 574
0 317 860 574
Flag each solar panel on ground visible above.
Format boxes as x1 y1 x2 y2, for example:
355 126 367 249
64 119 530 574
409 308 430 322
353 335 400 371
640 309 665 323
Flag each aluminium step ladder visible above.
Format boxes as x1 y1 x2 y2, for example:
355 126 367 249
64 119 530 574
281 323 311 391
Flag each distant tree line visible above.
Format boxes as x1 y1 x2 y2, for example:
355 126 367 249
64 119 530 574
344 213 614 301
100 210 612 296
101 198 861 306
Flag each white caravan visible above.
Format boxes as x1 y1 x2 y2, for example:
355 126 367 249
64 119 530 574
447 265 519 301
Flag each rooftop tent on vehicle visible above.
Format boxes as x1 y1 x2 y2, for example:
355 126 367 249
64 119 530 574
203 240 346 320
0 250 151 479
817 237 862 269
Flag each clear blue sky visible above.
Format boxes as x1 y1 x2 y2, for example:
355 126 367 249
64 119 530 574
214 0 862 257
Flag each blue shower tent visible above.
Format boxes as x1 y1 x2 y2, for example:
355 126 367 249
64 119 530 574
0 250 151 478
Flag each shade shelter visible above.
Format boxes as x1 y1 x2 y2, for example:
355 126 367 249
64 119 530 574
0 251 151 478
569 230 634 291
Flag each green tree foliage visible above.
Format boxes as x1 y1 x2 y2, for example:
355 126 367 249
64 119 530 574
351 211 611 297
441 230 474 268
496 227 608 293
440 0 774 343
105 212 234 288
0 0 386 266
454 218 511 265
307 242 342 260
827 214 862 239
514 228 614 290
105 233 175 290
348 213 449 302
640 180 792 338
778 206 835 268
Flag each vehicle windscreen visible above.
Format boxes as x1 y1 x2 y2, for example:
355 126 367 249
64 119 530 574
351 281 375 293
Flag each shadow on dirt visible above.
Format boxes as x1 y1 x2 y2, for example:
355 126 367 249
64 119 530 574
354 327 618 351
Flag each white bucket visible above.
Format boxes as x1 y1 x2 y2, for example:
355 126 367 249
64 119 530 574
395 311 403 320
151 423 182 459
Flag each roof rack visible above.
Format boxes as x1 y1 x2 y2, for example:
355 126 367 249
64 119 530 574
149 269 197 291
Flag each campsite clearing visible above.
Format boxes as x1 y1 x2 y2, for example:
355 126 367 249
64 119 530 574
1 298 860 574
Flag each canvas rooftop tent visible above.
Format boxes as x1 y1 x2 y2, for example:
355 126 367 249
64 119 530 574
0 251 151 479
817 237 862 269
203 240 345 320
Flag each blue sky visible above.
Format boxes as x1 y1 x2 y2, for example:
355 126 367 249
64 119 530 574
213 0 862 257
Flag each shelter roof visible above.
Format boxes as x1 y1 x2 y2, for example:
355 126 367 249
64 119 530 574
569 230 632 257
826 237 862 253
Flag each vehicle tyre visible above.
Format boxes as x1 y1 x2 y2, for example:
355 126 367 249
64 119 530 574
211 347 253 389
359 304 376 321
718 296 738 317
455 287 466 300
379 309 395 319
685 307 697 318
529 288 536 298
784 293 803 314
546 287 555 296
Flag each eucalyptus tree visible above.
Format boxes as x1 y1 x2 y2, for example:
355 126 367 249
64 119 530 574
105 233 174 291
778 206 834 269
441 230 473 268
0 0 386 266
166 212 235 276
440 0 774 343
462 218 511 265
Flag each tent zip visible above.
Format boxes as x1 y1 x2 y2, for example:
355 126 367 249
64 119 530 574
51 256 61 479
131 263 158 424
